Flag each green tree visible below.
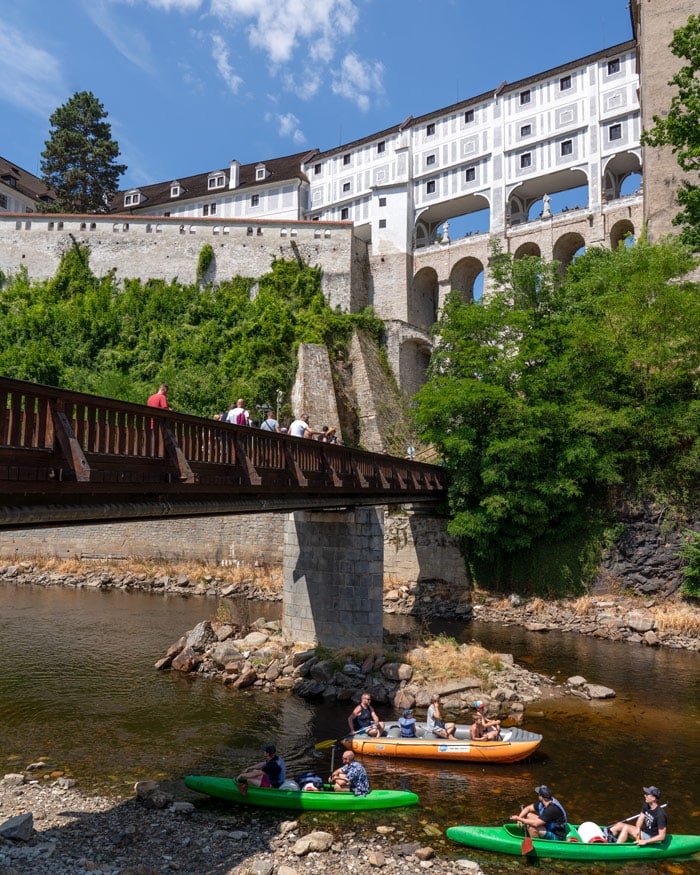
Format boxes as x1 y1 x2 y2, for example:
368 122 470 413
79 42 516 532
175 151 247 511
40 91 127 213
641 15 700 249
415 238 700 593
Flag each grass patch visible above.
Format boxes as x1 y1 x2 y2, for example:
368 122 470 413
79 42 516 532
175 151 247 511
407 634 502 681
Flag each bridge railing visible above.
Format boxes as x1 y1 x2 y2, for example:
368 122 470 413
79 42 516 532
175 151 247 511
0 377 447 499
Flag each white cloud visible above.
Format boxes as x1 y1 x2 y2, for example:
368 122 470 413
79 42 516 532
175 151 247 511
275 112 306 144
331 53 384 111
114 0 203 10
211 33 244 93
83 0 157 74
0 20 66 117
282 68 322 101
210 0 358 65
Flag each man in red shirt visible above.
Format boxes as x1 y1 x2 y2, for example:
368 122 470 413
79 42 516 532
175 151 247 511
147 384 171 410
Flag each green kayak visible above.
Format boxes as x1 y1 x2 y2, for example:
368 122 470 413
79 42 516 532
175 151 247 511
446 823 700 861
184 775 419 811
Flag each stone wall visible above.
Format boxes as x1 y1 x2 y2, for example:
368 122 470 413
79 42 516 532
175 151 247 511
0 214 357 313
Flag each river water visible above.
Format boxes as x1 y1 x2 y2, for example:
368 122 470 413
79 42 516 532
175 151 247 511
1 582 698 871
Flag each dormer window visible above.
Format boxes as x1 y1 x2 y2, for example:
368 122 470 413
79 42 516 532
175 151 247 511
170 182 181 198
208 173 226 190
124 190 141 207
255 164 267 181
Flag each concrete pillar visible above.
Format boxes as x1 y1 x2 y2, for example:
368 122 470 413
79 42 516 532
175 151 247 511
283 507 384 648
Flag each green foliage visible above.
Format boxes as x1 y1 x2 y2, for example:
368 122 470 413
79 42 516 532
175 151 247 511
196 244 215 283
641 15 700 249
0 244 382 422
415 238 700 594
678 531 700 599
40 91 127 213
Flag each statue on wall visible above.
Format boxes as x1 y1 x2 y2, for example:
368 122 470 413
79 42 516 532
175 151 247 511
542 193 552 218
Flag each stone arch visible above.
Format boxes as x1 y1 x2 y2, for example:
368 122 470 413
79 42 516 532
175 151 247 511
552 231 586 272
399 338 433 398
514 242 541 259
610 219 635 250
603 151 642 200
410 267 439 332
449 256 484 303
508 168 589 224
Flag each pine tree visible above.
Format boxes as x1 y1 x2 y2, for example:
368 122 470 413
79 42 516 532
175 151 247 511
40 91 127 213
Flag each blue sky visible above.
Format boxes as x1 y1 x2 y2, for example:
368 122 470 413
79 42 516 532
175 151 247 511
1 0 634 191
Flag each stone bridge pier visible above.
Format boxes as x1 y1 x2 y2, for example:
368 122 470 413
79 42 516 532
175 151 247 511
282 506 384 648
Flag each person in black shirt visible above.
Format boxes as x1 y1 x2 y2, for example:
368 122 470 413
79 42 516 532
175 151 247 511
511 785 568 840
609 786 667 845
237 743 286 788
348 691 385 737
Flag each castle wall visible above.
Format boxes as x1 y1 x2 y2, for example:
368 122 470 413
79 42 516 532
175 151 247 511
0 214 357 313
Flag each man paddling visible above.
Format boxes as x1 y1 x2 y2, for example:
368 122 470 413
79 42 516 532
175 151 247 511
607 786 667 846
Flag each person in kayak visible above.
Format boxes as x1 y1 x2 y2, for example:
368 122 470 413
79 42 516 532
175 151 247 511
470 700 501 741
237 743 286 788
427 693 456 739
330 750 371 796
348 691 385 737
608 786 667 846
398 708 417 737
511 785 568 840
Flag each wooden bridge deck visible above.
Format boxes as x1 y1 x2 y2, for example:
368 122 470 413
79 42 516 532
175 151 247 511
0 377 447 527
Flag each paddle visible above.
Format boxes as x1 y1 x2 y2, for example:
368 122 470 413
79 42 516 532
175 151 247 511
605 803 668 830
515 803 534 855
315 727 368 750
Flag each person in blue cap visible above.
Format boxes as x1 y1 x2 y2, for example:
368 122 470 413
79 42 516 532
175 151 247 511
608 786 667 845
470 700 501 740
237 743 286 788
398 708 417 737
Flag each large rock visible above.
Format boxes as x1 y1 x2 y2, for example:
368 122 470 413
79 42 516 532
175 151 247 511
626 611 655 633
0 812 33 840
380 662 413 681
211 641 243 667
291 830 334 855
185 621 216 651
171 646 201 673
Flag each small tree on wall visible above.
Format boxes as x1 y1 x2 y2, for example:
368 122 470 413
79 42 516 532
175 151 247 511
40 91 127 214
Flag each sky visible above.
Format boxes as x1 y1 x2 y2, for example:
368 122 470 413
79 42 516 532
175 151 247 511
0 0 635 191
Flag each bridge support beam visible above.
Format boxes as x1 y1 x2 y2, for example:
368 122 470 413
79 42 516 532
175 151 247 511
282 507 384 648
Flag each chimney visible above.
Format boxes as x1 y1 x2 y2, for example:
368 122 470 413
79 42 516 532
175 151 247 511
229 160 240 190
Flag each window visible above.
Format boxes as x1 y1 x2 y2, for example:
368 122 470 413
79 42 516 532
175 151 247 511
520 124 531 137
607 58 620 75
520 89 531 105
426 180 436 194
426 122 435 136
208 174 225 189
314 163 322 175
343 182 351 192
426 154 436 165
379 196 386 207
124 192 140 206
343 153 351 165
341 207 349 220
256 167 266 180
377 141 386 154
561 139 573 156
379 219 387 229
170 184 180 198
0 194 7 209
464 109 474 123
163 211 170 218
210 203 217 215
203 204 210 216
465 167 476 182
559 75 571 91
520 153 532 169
609 123 622 141
251 194 260 207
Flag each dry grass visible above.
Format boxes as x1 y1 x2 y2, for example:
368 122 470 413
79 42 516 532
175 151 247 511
407 634 502 681
651 603 700 636
15 556 283 592
569 595 595 617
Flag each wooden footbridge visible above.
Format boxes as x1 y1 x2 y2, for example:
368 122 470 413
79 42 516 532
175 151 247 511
0 377 447 528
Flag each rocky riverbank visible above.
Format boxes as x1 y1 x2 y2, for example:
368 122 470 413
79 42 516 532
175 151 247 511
0 774 486 875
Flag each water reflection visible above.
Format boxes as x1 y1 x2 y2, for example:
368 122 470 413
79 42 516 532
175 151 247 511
1 583 698 873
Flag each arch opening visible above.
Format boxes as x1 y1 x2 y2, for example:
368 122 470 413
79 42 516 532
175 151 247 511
449 256 485 304
415 193 490 247
410 267 439 332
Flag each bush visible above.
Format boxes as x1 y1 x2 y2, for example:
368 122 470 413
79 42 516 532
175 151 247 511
678 531 700 599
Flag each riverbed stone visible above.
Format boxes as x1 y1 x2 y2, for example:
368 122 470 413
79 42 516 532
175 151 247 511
291 830 334 855
584 684 616 699
0 812 33 841
185 621 216 651
2 774 25 787
626 610 655 633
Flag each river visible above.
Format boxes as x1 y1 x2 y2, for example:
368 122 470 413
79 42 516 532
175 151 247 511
1 582 698 871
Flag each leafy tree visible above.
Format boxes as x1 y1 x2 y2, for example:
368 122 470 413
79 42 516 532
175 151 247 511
40 91 127 213
415 238 700 593
641 14 700 249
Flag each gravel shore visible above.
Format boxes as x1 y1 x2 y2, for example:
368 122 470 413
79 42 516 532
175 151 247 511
0 776 482 875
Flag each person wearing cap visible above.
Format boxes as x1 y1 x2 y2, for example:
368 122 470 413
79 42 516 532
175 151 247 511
470 700 501 741
608 787 667 846
237 743 286 788
510 785 568 840
398 708 417 738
